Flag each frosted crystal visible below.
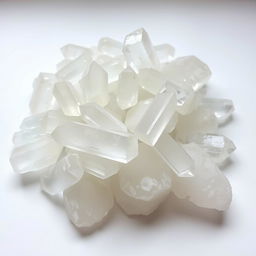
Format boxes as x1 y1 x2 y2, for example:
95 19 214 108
40 153 84 195
201 98 234 124
10 135 62 174
117 68 139 110
105 94 126 121
52 122 138 163
80 62 109 106
98 37 123 57
123 28 160 72
64 173 114 228
134 86 177 146
188 133 236 164
155 44 175 63
162 56 211 91
56 59 70 71
80 103 127 132
113 143 172 215
53 81 81 116
155 133 194 177
165 112 178 133
171 143 232 210
61 44 92 60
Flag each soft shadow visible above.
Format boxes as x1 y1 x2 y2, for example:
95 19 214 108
18 171 42 186
219 115 234 127
41 190 64 208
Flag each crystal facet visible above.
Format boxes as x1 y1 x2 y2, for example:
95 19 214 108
61 44 92 60
98 37 123 57
155 44 175 63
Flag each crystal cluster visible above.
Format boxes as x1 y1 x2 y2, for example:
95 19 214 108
10 28 236 230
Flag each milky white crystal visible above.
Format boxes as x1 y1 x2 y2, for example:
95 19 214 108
155 44 175 63
105 93 126 121
98 37 123 57
61 44 92 60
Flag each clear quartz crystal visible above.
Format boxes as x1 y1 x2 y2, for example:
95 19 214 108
154 133 194 177
10 135 62 173
123 28 160 72
105 94 126 121
61 44 92 60
56 59 71 71
117 68 139 110
80 103 127 132
53 81 81 116
64 173 114 228
165 112 178 133
134 85 177 146
154 44 175 63
98 37 123 57
80 61 110 106
52 122 138 163
162 56 211 91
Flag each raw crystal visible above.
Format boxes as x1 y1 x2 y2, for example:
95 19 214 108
61 44 92 60
52 122 138 163
155 44 175 63
105 94 126 121
98 37 123 57
165 112 178 133
63 173 114 228
56 59 70 71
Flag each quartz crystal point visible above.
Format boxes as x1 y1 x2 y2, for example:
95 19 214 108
64 174 114 228
155 133 194 177
80 103 127 132
105 94 126 121
117 68 139 110
171 143 232 210
188 133 236 164
201 98 234 124
112 143 172 215
80 61 109 106
123 28 160 72
162 56 211 91
10 135 62 173
134 85 177 146
61 44 92 60
52 122 138 163
154 44 175 63
98 37 123 57
40 153 84 195
53 81 81 116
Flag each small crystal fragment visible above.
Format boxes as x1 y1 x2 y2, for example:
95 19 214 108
61 44 92 60
155 44 175 63
98 37 123 57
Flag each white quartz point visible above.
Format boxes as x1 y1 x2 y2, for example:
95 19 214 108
52 122 138 163
188 133 236 164
134 86 177 146
61 44 92 60
171 143 232 211
112 143 172 215
138 68 166 95
80 103 127 132
53 81 80 116
56 59 71 71
80 61 109 107
162 56 211 91
117 68 139 110
165 112 178 133
123 28 160 72
201 98 234 124
105 93 126 121
63 173 114 228
155 134 194 177
98 37 123 57
10 135 62 174
40 154 84 196
154 44 175 63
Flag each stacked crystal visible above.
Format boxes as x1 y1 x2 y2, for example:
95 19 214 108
10 28 236 229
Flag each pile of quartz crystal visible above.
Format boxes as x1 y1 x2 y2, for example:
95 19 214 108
10 28 236 229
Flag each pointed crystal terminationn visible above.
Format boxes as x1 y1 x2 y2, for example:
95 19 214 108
188 133 236 164
105 93 126 121
40 153 84 196
80 61 110 106
10 135 62 174
80 103 127 132
117 68 139 110
52 122 138 163
162 56 211 91
201 98 234 124
61 44 92 60
53 81 81 116
154 44 175 63
134 85 177 146
98 37 123 57
123 28 160 72
154 133 194 177
64 174 114 228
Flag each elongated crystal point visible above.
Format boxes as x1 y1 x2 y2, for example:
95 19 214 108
154 44 175 63
98 37 123 57
61 44 92 60
123 28 160 72
52 122 138 163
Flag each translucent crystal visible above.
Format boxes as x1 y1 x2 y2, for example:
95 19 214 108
112 143 172 215
98 37 123 57
61 44 92 60
53 81 80 116
134 86 177 146
171 143 232 210
117 68 139 110
56 59 70 71
201 98 234 124
64 174 114 228
80 61 109 107
80 103 127 132
188 133 236 164
10 135 62 174
162 56 211 91
165 112 178 133
154 133 194 177
154 44 175 63
123 28 160 72
52 122 138 163
40 154 84 195
105 94 126 121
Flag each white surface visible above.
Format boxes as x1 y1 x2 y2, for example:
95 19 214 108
1 0 256 255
